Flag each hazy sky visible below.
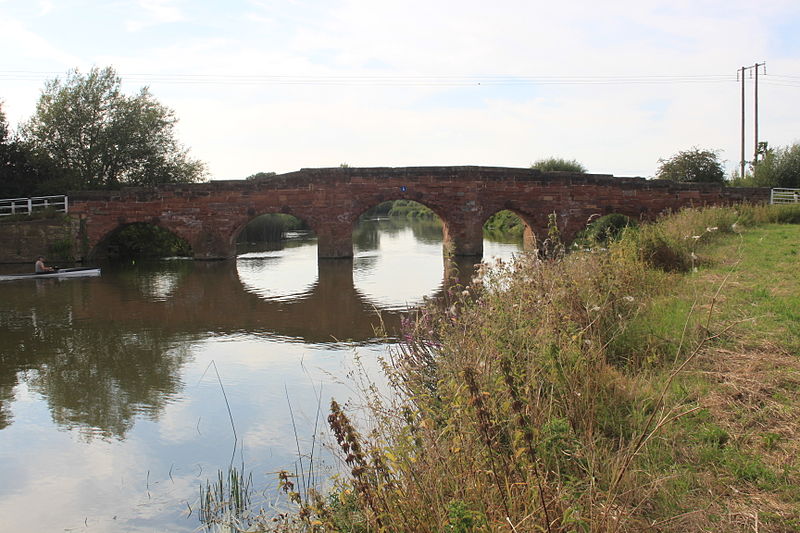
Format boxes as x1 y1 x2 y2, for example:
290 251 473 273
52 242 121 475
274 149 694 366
1 0 799 180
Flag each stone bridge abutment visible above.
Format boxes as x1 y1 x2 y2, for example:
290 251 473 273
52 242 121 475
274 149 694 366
67 166 770 261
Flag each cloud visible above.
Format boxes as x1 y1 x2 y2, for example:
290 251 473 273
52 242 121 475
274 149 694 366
126 0 185 32
38 0 54 16
2 0 799 178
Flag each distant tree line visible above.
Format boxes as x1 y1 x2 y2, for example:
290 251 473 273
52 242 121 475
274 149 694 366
655 145 799 187
731 143 800 188
0 66 206 198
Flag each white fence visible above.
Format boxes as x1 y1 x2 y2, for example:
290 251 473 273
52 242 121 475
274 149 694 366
0 195 69 217
770 188 800 204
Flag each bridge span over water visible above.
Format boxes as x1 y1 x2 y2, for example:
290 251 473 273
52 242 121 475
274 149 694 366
69 166 768 260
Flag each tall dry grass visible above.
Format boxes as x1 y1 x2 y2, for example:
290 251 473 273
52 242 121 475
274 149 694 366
288 204 800 532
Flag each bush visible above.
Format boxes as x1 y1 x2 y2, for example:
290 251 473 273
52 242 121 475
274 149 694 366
749 143 800 188
656 148 725 184
582 213 638 244
531 157 587 173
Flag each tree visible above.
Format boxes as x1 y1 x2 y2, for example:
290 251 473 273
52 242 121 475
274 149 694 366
749 143 800 188
0 101 56 198
531 157 586 173
246 171 277 180
21 67 206 190
655 148 725 184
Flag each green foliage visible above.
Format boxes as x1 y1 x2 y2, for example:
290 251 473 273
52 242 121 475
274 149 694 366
578 213 637 245
738 143 800 188
388 199 436 219
531 157 587 173
444 500 486 532
237 213 309 243
483 210 525 239
0 101 63 198
21 66 206 190
104 223 191 260
656 147 725 184
47 238 74 262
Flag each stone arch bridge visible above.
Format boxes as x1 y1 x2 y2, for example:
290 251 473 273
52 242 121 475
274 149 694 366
69 166 768 260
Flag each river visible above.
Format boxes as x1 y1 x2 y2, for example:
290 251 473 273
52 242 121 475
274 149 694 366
0 217 521 532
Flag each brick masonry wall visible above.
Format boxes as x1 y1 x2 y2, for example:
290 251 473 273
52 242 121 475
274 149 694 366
0 216 80 264
65 167 771 260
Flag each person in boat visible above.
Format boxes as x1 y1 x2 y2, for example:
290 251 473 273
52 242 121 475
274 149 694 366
35 256 55 273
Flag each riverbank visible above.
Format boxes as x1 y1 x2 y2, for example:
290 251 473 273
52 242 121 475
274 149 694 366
274 204 800 532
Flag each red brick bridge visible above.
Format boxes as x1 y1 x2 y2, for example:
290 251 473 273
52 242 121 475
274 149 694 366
68 166 768 260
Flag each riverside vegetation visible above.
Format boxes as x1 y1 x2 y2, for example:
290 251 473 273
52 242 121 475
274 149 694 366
202 204 800 532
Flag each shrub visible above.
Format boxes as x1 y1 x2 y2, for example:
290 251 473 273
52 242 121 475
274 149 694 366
580 213 638 244
531 157 587 173
656 148 725 184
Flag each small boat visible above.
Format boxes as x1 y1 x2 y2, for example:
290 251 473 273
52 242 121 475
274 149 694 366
0 267 101 281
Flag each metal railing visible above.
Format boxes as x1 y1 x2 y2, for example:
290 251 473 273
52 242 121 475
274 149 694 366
0 195 69 216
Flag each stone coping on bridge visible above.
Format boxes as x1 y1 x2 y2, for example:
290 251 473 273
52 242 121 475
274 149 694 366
66 166 767 201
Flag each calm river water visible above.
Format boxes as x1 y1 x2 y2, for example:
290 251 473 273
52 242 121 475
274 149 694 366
0 218 521 532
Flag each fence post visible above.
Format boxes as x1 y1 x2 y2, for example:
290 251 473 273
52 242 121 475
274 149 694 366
27 198 32 215
64 196 69 214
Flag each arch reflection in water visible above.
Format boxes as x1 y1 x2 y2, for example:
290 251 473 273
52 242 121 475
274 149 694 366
354 218 446 311
237 238 319 302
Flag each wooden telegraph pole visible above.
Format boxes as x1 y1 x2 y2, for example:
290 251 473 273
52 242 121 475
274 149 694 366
738 62 766 178
753 62 765 163
739 66 746 179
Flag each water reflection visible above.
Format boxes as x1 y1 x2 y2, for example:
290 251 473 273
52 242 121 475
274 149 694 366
0 218 521 531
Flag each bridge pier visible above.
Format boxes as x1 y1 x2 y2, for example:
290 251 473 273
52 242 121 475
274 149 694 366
191 228 236 260
443 219 484 257
316 222 354 259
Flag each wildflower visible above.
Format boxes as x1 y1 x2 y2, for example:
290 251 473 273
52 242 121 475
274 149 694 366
706 226 718 232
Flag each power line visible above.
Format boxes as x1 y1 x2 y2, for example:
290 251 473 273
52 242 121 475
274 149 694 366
0 70 742 87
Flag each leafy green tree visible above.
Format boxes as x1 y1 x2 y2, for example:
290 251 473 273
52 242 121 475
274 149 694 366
21 67 206 190
531 157 587 173
655 148 725 184
0 101 56 198
749 143 800 188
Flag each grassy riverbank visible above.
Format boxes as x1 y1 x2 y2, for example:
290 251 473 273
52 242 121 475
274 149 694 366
207 204 800 532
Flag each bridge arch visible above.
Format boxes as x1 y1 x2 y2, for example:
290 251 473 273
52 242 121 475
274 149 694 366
353 199 447 250
232 211 315 249
89 220 193 261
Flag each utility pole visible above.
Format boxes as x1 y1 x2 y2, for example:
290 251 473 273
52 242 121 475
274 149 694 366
753 62 765 163
739 66 746 179
737 62 766 178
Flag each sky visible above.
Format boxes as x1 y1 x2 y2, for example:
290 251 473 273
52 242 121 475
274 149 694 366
1 0 799 180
